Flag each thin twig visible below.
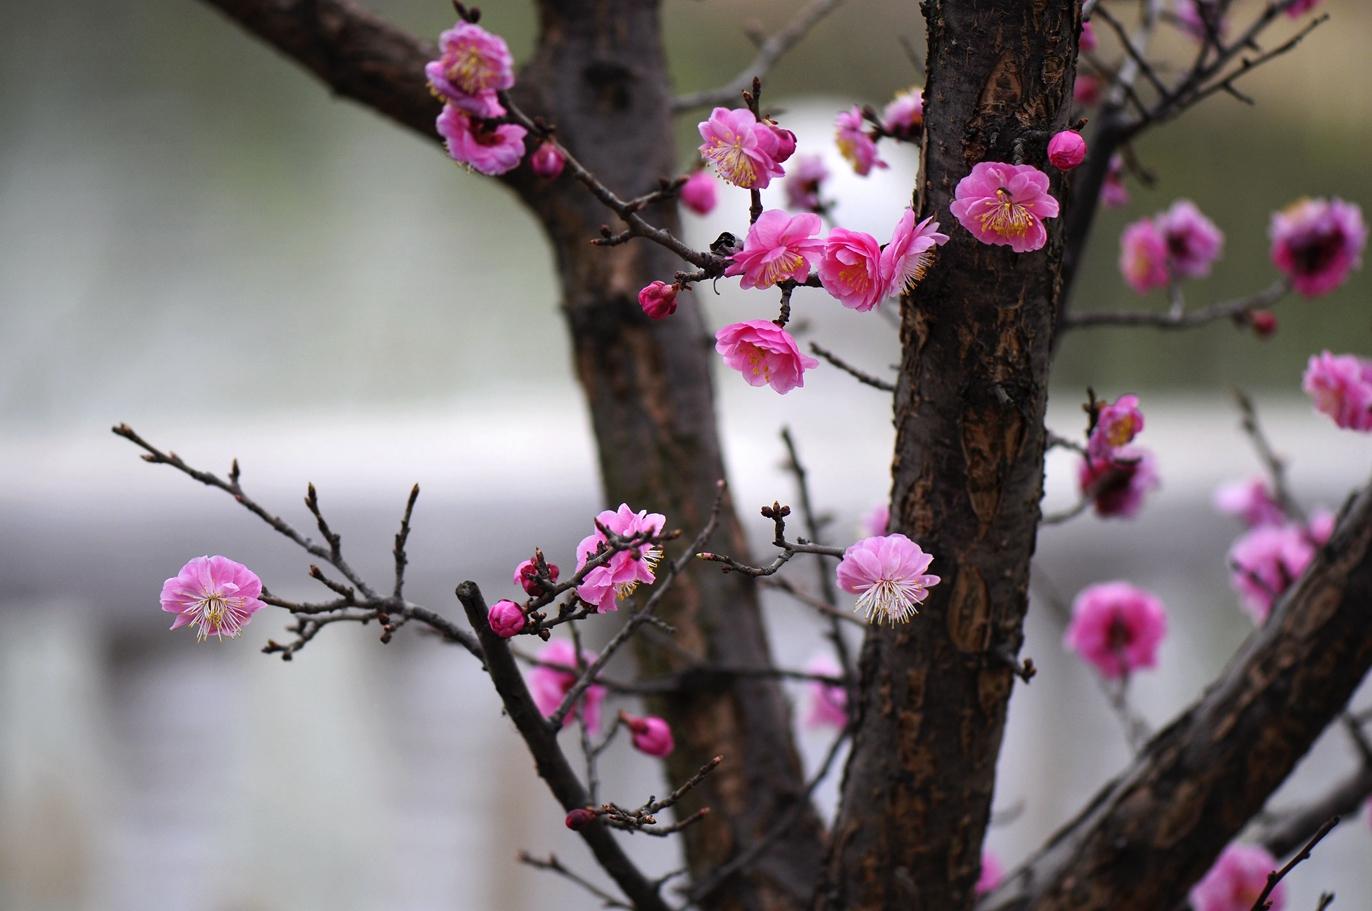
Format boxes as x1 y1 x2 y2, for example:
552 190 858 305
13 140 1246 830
517 853 632 910
1249 817 1339 911
1233 388 1307 524
1061 281 1287 331
808 342 896 392
392 483 419 600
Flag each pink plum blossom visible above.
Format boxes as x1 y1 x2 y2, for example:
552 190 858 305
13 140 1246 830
529 640 606 732
1189 843 1283 911
724 210 825 290
1228 523 1317 623
1269 197 1367 297
1213 477 1286 528
625 714 675 757
530 141 565 179
1158 199 1224 279
425 21 514 118
436 105 527 176
975 851 1004 896
784 154 830 212
574 503 666 613
680 170 718 215
638 280 679 320
1175 0 1227 41
835 106 886 176
1087 394 1145 461
1080 19 1099 53
1047 131 1087 171
1064 581 1168 679
804 654 848 729
862 503 890 537
1078 448 1159 519
515 557 560 596
161 555 267 642
698 107 791 189
1303 351 1372 432
1101 154 1129 208
487 599 526 638
1286 0 1321 15
949 162 1059 253
819 228 885 311
715 320 819 394
881 87 924 138
835 534 941 625
1074 73 1101 107
881 208 949 298
1119 217 1169 293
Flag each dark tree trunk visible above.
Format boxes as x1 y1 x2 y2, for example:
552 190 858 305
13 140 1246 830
821 3 1080 909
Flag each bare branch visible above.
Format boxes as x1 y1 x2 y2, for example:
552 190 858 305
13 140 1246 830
1249 817 1338 911
1061 281 1288 332
808 342 896 392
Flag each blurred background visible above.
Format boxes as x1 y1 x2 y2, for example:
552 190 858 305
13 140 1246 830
2 0 1369 909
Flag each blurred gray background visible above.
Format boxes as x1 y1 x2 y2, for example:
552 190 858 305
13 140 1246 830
2 1 1370 909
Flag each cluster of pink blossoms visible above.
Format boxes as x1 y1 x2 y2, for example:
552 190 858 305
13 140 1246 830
835 533 941 625
950 162 1060 253
1189 843 1284 911
529 640 607 732
574 503 666 613
1078 394 1158 520
1269 197 1367 297
1303 351 1372 431
834 106 887 176
783 154 831 213
161 555 267 642
1119 200 1224 293
1064 581 1168 679
427 22 531 176
698 106 796 189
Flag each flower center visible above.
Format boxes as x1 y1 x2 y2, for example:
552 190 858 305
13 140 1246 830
855 576 925 625
615 546 663 600
447 46 494 93
191 591 247 642
895 248 937 292
1292 226 1344 275
706 136 757 187
744 346 774 382
980 187 1034 239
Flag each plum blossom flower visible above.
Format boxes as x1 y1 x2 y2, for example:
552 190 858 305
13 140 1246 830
819 228 885 311
1175 0 1227 41
436 105 527 176
724 210 825 290
1189 843 1283 911
1080 19 1099 53
1064 581 1168 679
1269 198 1367 297
160 555 267 642
529 640 606 732
1047 131 1087 171
836 534 941 625
1212 477 1286 528
976 851 1004 896
1087 394 1145 461
1078 447 1159 519
862 503 890 538
487 599 526 638
1303 351 1372 431
881 87 924 138
530 141 565 179
425 21 514 118
1074 73 1102 107
784 154 830 212
715 320 819 394
881 208 949 298
1159 199 1224 278
1119 217 1170 293
1228 523 1318 623
1101 154 1129 208
1286 0 1321 15
949 162 1059 253
835 106 886 176
515 557 560 595
624 714 675 757
680 170 718 215
698 107 792 189
803 654 848 729
638 280 679 320
574 503 666 613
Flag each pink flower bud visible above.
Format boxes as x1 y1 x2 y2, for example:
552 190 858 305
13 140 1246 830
1047 130 1087 171
638 281 679 320
625 714 675 757
515 558 559 596
1074 74 1101 107
530 141 566 179
1250 310 1278 339
680 170 717 216
487 599 526 638
564 807 597 830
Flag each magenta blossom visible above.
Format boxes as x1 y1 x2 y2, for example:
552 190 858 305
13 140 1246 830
1286 0 1321 15
436 106 527 176
881 208 949 298
1303 351 1372 432
1080 19 1099 53
724 210 825 290
1212 477 1286 528
1047 131 1087 171
835 106 886 176
425 21 514 118
1270 197 1367 297
160 555 267 642
1175 0 1227 41
680 170 718 215
1074 73 1101 107
638 281 679 320
836 534 941 625
698 107 790 189
574 503 666 613
1088 394 1145 461
487 599 526 638
975 851 1004 897
624 714 675 757
784 154 830 212
515 558 560 596
881 87 924 138
1190 843 1283 911
529 141 565 179
1159 199 1224 278
1228 523 1317 623
1101 154 1129 208
1079 447 1159 519
715 320 819 394
949 162 1059 253
862 503 890 538
529 640 606 732
819 228 885 311
1064 581 1167 679
1119 217 1169 293
804 654 848 729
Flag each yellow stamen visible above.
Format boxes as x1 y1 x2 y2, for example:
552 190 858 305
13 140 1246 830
979 187 1034 239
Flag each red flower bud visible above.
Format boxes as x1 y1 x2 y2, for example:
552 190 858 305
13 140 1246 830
564 807 597 830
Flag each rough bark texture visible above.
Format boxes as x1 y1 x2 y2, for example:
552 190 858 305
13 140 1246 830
985 477 1372 910
820 3 1079 909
